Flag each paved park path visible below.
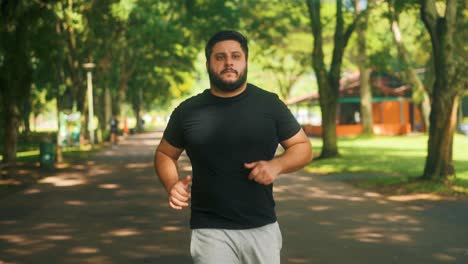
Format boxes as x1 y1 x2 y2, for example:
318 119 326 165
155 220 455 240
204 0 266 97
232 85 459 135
1 131 467 264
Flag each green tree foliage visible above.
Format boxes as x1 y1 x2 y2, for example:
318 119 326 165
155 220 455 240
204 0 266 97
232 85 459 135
386 0 431 130
0 0 60 163
110 0 198 132
242 1 312 99
2 0 464 187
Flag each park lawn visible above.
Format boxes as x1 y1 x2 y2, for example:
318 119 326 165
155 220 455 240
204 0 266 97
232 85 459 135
1 142 103 164
306 134 468 196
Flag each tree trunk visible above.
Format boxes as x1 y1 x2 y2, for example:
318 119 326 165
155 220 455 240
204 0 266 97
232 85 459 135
2 102 19 165
421 0 466 180
21 98 32 134
54 59 68 163
306 0 339 158
423 94 459 179
388 4 431 131
55 95 63 163
356 0 373 135
105 86 112 130
307 0 364 158
115 51 135 117
94 84 108 143
1 7 32 165
318 84 339 157
359 67 373 134
131 86 143 133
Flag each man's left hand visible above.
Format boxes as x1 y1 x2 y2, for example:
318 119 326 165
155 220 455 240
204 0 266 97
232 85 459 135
244 161 280 185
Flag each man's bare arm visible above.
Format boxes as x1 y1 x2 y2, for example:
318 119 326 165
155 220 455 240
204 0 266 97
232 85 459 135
154 138 191 210
245 129 313 185
275 128 313 174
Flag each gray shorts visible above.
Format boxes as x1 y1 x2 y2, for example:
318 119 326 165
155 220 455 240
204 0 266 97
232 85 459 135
190 222 282 264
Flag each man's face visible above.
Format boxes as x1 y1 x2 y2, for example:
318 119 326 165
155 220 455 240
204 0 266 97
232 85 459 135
207 40 247 92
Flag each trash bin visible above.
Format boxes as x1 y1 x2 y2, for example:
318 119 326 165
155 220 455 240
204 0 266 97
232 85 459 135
40 142 55 169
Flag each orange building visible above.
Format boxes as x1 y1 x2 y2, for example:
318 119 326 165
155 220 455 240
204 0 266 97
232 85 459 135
288 71 424 137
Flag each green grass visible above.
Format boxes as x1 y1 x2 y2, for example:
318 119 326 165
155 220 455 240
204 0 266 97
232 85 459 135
1 145 103 163
1 130 103 163
306 134 468 196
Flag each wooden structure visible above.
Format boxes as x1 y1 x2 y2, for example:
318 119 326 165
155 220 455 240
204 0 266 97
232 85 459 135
287 71 424 137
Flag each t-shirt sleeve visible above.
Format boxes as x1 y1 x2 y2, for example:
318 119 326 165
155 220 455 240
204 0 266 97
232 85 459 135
273 95 301 142
163 106 185 148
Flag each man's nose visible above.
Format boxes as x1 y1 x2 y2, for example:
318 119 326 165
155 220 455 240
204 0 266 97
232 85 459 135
224 56 233 66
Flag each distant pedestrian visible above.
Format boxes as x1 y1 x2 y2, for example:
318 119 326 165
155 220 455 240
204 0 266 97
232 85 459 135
110 115 119 146
154 30 313 264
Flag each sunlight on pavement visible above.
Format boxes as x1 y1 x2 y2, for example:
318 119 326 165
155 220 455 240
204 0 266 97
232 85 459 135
161 226 183 232
70 247 99 254
125 163 151 169
105 228 141 237
23 189 41 195
274 184 367 202
64 200 87 206
432 248 468 263
39 176 87 187
376 200 390 205
432 252 457 261
0 235 27 244
0 235 58 256
364 192 382 198
308 205 331 211
181 165 193 172
32 223 69 230
98 183 120 189
0 179 21 185
367 213 420 225
341 227 412 244
70 164 87 170
86 167 113 177
43 235 71 241
273 185 287 193
389 233 412 242
387 193 444 202
305 186 366 201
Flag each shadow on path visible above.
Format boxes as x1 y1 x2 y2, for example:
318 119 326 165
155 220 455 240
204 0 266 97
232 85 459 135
1 132 191 264
1 131 467 264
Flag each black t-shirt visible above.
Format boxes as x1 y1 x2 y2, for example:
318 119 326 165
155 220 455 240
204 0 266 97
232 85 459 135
163 83 301 229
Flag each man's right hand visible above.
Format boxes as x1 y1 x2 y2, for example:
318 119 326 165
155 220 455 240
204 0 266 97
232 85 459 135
168 175 192 210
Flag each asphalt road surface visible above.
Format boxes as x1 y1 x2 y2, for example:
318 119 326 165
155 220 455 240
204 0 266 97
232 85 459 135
1 131 467 264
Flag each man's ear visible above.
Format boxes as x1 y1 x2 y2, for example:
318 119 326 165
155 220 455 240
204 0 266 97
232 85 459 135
206 61 209 70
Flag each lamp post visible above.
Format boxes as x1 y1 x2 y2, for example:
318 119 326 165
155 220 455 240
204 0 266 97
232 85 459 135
83 62 96 146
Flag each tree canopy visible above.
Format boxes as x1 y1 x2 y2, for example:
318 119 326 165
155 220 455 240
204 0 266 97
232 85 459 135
1 0 466 181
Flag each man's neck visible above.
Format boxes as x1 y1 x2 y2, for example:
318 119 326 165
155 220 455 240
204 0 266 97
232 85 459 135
210 82 248 98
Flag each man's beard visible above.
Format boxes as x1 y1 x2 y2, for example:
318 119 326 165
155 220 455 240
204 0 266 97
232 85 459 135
208 66 248 93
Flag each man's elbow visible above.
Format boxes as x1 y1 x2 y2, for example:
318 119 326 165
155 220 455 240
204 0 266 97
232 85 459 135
303 142 314 165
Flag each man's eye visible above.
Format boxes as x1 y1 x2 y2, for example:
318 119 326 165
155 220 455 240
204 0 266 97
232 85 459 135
216 55 225 61
233 54 241 59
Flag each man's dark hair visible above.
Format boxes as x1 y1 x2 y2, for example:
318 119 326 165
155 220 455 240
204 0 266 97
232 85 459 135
205 30 248 61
